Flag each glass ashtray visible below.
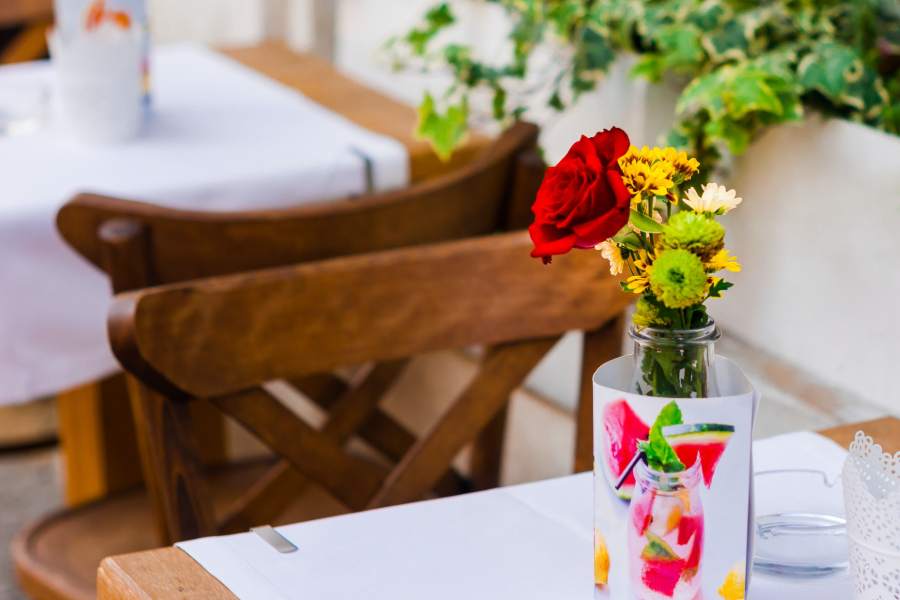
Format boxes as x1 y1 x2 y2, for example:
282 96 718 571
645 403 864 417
753 469 849 577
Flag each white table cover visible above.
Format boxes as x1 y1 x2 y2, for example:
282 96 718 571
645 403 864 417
178 432 853 599
0 44 408 404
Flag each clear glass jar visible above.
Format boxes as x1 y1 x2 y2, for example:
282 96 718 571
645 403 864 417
628 458 704 599
629 321 721 398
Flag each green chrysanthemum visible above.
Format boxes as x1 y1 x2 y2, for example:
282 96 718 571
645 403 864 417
658 211 724 260
633 296 672 329
649 249 709 309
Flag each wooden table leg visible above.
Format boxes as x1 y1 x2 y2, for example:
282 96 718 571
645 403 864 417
56 372 142 505
574 315 626 473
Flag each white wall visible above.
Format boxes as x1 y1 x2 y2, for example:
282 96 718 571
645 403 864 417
711 117 900 412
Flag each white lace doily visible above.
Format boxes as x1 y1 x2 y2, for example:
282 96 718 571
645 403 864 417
842 431 900 600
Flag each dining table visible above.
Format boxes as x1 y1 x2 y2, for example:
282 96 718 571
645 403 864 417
0 40 488 504
94 416 900 599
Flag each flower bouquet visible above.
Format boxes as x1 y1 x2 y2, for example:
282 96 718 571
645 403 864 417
529 128 756 599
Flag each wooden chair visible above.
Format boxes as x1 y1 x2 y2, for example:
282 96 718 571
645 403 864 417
52 120 541 502
14 123 555 600
105 231 630 541
0 0 53 64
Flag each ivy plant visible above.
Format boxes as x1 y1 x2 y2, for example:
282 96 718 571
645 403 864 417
390 0 900 175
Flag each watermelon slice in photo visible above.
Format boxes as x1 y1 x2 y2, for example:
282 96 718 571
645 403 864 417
640 532 687 597
663 423 735 487
600 399 650 500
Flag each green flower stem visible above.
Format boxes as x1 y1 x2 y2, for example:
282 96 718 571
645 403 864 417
636 342 711 398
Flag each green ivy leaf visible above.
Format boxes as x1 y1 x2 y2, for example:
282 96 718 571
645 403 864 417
655 25 705 74
405 3 455 55
677 70 727 118
492 87 507 120
704 118 752 154
416 93 469 162
725 70 784 118
798 41 860 100
630 209 664 233
703 20 749 64
631 55 666 82
578 26 616 74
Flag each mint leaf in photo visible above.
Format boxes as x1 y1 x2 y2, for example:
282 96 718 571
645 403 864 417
639 401 686 472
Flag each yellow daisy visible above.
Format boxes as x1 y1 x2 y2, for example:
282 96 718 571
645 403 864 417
624 251 653 294
661 147 700 182
618 145 678 202
706 248 742 272
620 160 675 202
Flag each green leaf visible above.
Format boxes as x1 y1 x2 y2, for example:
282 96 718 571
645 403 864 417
708 279 734 298
492 87 507 120
725 71 783 118
631 55 665 83
548 90 565 111
639 401 686 473
655 25 705 73
798 41 859 100
704 118 752 154
405 3 455 55
677 70 727 118
576 26 616 74
703 19 749 63
416 92 469 162
613 230 643 251
630 209 664 233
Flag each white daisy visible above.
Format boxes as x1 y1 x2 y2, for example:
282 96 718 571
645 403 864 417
683 182 742 214
596 240 625 276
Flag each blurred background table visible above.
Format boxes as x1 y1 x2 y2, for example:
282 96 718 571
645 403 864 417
224 42 486 183
95 417 900 599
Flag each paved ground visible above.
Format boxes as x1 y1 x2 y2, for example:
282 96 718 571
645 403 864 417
0 446 60 600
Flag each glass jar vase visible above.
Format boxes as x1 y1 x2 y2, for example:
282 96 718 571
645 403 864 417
629 321 721 398
628 458 704 599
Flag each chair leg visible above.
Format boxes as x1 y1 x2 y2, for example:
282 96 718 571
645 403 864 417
574 315 626 473
128 378 215 544
469 403 510 491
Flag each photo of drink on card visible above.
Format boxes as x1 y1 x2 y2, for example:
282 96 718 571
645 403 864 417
593 356 757 599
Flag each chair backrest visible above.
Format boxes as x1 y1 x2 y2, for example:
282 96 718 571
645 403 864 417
57 121 542 292
0 0 53 64
109 231 630 542
0 0 52 28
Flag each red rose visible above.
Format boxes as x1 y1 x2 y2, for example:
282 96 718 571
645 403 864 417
529 127 631 263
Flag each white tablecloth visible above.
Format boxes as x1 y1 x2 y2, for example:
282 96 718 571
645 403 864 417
177 432 853 599
0 44 408 404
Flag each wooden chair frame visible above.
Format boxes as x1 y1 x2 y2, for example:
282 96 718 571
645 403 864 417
55 122 543 507
0 0 53 64
108 231 630 543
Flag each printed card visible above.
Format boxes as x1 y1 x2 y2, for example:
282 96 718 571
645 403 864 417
593 356 757 599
